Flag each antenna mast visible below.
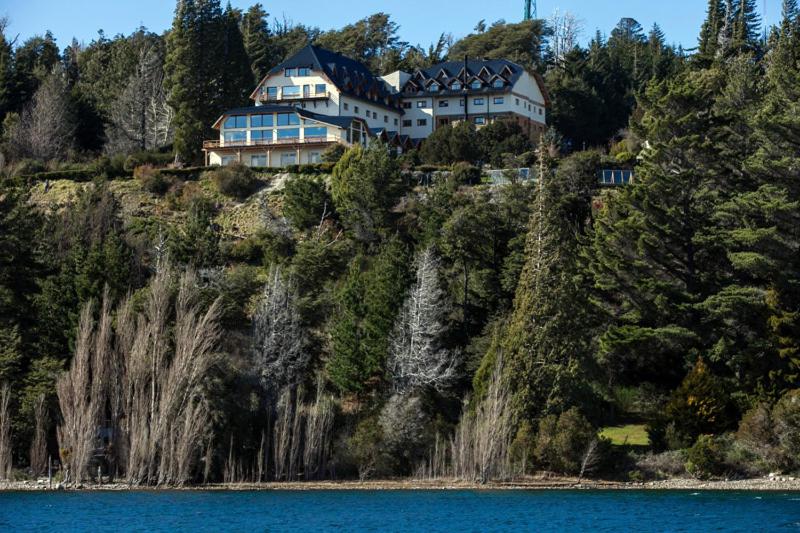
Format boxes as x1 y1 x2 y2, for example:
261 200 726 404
524 0 537 20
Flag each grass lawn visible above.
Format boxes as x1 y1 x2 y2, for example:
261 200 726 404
600 424 650 446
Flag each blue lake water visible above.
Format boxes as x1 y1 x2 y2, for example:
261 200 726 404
1 489 799 532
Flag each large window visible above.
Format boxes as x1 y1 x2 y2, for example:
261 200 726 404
266 86 278 100
223 131 246 143
308 152 321 164
285 67 297 77
298 67 311 76
315 84 326 94
251 114 273 127
224 115 247 129
250 155 267 167
277 113 300 126
304 126 327 138
251 130 273 142
280 152 297 166
221 155 236 166
402 119 412 127
282 86 301 98
277 128 300 139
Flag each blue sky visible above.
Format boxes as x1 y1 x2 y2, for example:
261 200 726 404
1 0 780 51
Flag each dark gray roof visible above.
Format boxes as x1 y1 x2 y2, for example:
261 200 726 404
267 45 401 112
401 59 524 97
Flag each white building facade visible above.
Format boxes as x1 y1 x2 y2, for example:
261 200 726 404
203 46 548 167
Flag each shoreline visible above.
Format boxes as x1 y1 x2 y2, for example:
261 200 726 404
3 476 800 492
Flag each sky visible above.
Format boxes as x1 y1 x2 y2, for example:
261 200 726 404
0 0 781 51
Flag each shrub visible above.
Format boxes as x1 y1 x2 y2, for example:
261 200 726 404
635 451 687 479
283 175 331 230
212 164 259 200
135 165 171 195
685 434 726 479
321 144 346 164
773 389 800 471
378 394 431 476
451 162 481 186
348 415 390 480
664 359 733 443
534 407 598 474
124 150 174 171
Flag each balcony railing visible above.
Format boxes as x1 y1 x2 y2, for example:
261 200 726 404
258 91 330 103
203 135 342 150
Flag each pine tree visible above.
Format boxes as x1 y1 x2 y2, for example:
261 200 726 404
219 3 253 108
733 0 761 51
242 3 272 82
698 0 725 59
480 151 599 422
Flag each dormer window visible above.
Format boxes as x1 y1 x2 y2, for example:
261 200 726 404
470 80 482 90
285 67 297 77
429 83 440 92
492 79 505 88
451 81 462 91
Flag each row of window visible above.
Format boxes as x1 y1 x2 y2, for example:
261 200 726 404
405 96 508 110
342 102 400 126
224 113 304 130
221 151 322 167
222 127 329 143
284 67 312 77
401 116 493 129
263 84 327 99
410 78 507 93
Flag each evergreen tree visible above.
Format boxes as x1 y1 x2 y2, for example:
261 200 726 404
733 0 761 52
242 3 272 81
699 0 725 59
219 3 253 108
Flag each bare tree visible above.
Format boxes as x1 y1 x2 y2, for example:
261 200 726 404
29 394 48 476
578 438 600 482
8 67 75 161
57 267 222 487
0 384 11 480
388 247 458 394
106 44 174 154
451 356 514 483
303 379 335 480
253 266 308 393
547 10 583 65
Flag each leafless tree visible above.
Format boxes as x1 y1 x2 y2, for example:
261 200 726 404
303 379 335 480
0 384 11 479
547 10 583 65
578 438 600 482
7 67 75 161
29 394 48 476
451 356 514 483
57 267 222 487
106 44 174 154
56 303 101 484
253 266 308 392
387 247 458 394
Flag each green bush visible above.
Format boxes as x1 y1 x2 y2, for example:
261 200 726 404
451 162 482 186
686 434 726 479
534 407 599 474
211 164 259 199
321 144 346 164
124 150 175 171
24 169 97 182
664 359 733 443
283 175 331 230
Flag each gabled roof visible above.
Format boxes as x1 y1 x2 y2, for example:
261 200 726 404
399 58 545 99
252 45 400 112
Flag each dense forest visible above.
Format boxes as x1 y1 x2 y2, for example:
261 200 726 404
0 0 799 485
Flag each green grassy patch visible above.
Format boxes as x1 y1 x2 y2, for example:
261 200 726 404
600 424 650 447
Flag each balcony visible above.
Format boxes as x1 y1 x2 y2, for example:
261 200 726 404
258 91 331 103
203 135 342 150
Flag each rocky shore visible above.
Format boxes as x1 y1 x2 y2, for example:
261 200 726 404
2 474 800 492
